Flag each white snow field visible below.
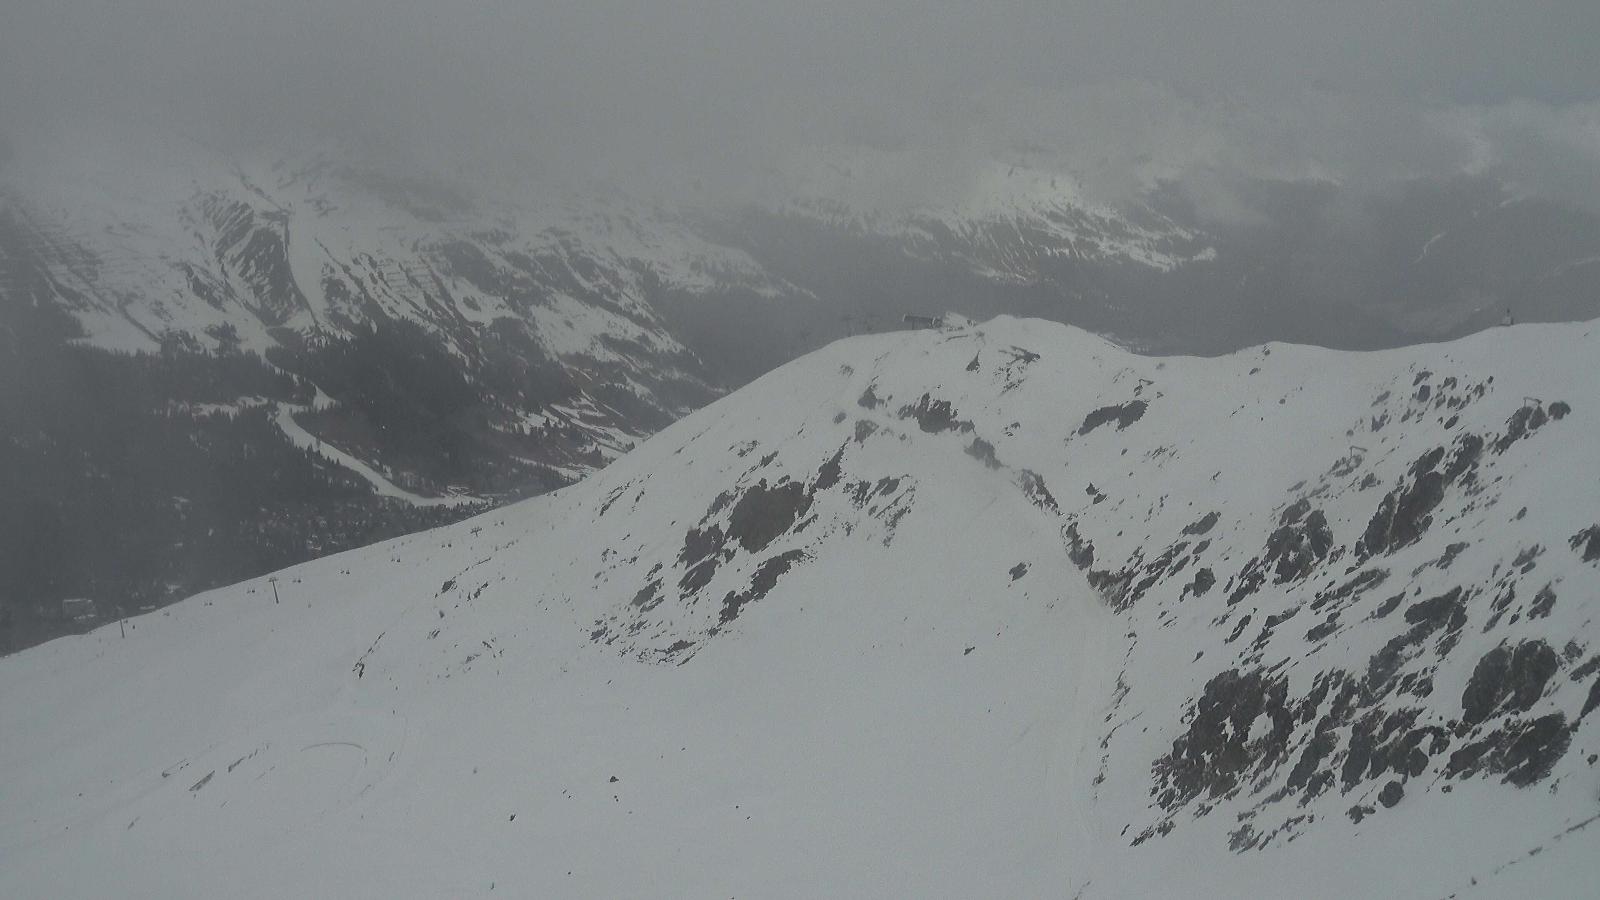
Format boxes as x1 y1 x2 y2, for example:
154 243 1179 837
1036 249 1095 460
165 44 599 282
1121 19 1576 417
2 316 1597 898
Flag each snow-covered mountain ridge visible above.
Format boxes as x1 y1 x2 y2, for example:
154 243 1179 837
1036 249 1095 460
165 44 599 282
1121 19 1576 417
0 136 747 471
2 317 1596 897
0 136 1197 360
0 128 775 353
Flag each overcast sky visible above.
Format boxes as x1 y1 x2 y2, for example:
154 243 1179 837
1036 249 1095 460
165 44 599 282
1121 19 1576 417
3 1 1597 210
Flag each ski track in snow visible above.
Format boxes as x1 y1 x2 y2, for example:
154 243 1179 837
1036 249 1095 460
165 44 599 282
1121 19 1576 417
272 403 480 507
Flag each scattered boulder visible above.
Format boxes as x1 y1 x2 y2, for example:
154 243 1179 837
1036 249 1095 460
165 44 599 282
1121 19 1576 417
1377 780 1404 808
1495 403 1552 453
1570 526 1600 563
966 437 1002 469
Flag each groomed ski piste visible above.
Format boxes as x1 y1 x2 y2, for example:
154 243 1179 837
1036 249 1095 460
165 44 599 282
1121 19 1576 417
2 315 1597 898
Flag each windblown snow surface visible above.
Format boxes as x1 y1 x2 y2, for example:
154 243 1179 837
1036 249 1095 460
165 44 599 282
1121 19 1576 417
2 317 1597 898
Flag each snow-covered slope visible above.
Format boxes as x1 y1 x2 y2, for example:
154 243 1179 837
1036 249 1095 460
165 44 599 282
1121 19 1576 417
2 317 1596 897
0 128 775 357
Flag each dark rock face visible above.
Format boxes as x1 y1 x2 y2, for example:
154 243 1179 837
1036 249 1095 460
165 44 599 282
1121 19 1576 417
1149 545 1578 839
815 447 845 491
1443 433 1484 480
1528 584 1557 619
1570 526 1600 563
1017 470 1059 514
1183 512 1220 536
201 197 310 326
1371 592 1404 619
678 523 726 591
1153 669 1295 810
1304 616 1340 642
1363 473 1441 556
1377 780 1404 808
1078 400 1148 435
1434 542 1470 570
591 424 934 660
1361 438 1477 557
1460 641 1560 726
1338 706 1432 793
1267 509 1334 583
1312 569 1388 615
679 555 720 593
719 549 808 626
1446 713 1573 787
630 580 664 613
1091 537 1200 612
727 480 813 553
1511 544 1543 573
1404 588 1468 632
1366 588 1469 694
1062 522 1095 570
1495 403 1551 453
898 393 972 434
966 437 1002 469
1224 504 1334 605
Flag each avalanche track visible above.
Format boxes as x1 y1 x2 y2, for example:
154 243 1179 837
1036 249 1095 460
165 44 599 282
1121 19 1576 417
2 316 1597 898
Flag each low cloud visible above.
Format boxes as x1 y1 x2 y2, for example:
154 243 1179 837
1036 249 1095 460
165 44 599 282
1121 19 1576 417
2 1 1596 215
